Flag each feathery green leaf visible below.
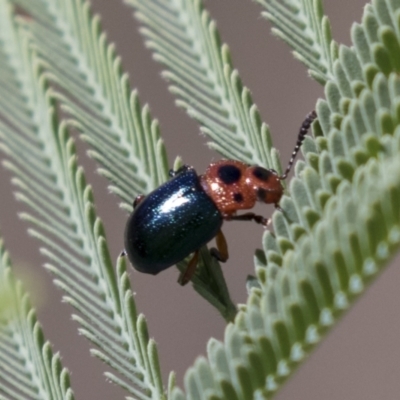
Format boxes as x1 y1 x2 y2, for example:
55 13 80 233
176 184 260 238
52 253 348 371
2 0 400 399
10 0 237 320
256 0 338 84
0 236 75 400
12 0 169 211
124 0 279 169
169 0 400 398
0 2 165 398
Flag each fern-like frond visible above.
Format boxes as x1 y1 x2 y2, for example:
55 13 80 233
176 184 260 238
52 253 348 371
124 0 280 169
172 147 400 399
2 0 397 398
256 0 338 84
0 237 75 400
11 0 169 211
169 0 400 397
12 0 237 321
0 2 165 398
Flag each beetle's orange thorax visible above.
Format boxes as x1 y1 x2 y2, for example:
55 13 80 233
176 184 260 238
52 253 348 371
200 160 283 216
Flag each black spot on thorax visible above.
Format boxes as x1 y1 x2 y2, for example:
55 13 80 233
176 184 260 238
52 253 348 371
252 167 271 182
257 188 267 201
233 192 244 203
217 164 242 184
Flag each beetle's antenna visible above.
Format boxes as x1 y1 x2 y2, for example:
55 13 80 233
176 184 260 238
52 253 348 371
280 110 317 180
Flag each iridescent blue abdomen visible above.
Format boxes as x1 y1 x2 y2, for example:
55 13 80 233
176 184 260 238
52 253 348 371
124 168 223 275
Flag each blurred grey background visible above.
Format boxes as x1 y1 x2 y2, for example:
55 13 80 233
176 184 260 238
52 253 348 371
2 0 400 399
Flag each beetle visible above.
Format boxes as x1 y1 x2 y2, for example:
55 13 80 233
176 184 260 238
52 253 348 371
123 110 317 285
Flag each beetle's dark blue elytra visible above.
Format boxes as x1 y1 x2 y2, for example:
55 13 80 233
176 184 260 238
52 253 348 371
123 110 317 285
124 166 223 276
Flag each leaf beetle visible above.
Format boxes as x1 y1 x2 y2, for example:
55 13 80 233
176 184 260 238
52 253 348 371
123 111 317 284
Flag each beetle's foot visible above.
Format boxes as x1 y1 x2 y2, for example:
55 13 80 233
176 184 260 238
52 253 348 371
257 215 270 226
119 249 127 257
178 273 190 286
262 218 272 227
210 247 228 263
178 270 193 286
227 212 270 226
275 204 284 213
178 250 200 286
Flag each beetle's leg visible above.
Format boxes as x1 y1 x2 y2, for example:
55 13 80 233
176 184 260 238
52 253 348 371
178 250 200 286
226 212 271 227
119 249 127 257
210 229 229 262
133 194 145 209
275 203 284 212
